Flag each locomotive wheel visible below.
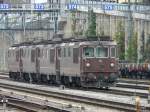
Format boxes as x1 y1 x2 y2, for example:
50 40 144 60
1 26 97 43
99 87 103 89
41 75 48 84
105 86 109 90
9 72 12 79
31 73 38 83
23 73 30 82
11 73 15 80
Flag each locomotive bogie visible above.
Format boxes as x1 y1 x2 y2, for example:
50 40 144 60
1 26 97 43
80 72 117 88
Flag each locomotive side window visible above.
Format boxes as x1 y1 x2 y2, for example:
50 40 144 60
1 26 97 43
68 47 71 57
45 49 47 58
27 49 30 57
63 48 66 57
47 49 49 58
28 49 30 57
83 47 94 57
23 49 26 57
73 48 79 63
11 51 13 57
36 48 40 57
16 50 19 61
8 51 10 57
50 49 55 63
96 47 108 57
20 49 23 57
111 47 116 57
11 50 13 57
31 49 35 62
58 48 61 57
41 49 44 58
25 49 27 57
41 49 43 58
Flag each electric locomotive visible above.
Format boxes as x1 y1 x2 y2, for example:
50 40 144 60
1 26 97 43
8 37 118 89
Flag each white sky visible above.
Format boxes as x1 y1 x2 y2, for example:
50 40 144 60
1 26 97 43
31 0 48 3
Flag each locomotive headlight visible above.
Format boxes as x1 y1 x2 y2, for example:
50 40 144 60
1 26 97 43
110 63 115 67
86 63 90 67
104 75 108 79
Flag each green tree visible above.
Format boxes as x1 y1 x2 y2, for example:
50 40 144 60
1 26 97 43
86 9 96 38
126 32 138 62
115 22 125 60
139 30 145 62
143 35 150 62
71 11 76 36
71 11 83 37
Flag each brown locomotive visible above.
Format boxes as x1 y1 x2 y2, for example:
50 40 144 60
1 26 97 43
8 37 118 89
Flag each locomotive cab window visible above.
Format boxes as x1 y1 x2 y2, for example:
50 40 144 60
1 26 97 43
96 47 108 57
111 47 116 58
83 47 94 57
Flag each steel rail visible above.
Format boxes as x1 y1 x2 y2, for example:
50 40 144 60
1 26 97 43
119 78 150 85
116 83 149 90
0 73 148 98
0 81 149 111
7 99 70 112
0 96 69 112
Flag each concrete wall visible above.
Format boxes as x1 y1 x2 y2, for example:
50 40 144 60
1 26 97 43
63 11 150 62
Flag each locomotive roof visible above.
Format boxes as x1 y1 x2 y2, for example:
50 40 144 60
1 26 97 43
11 36 116 47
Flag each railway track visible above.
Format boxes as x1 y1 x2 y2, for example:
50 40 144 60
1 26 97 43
4 98 50 112
119 78 150 85
0 79 149 112
0 73 149 98
116 82 150 90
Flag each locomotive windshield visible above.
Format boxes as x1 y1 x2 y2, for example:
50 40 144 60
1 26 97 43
96 47 108 57
111 47 116 57
83 47 94 57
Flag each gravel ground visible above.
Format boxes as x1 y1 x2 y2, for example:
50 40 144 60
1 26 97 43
0 79 149 111
0 105 25 112
1 88 125 112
